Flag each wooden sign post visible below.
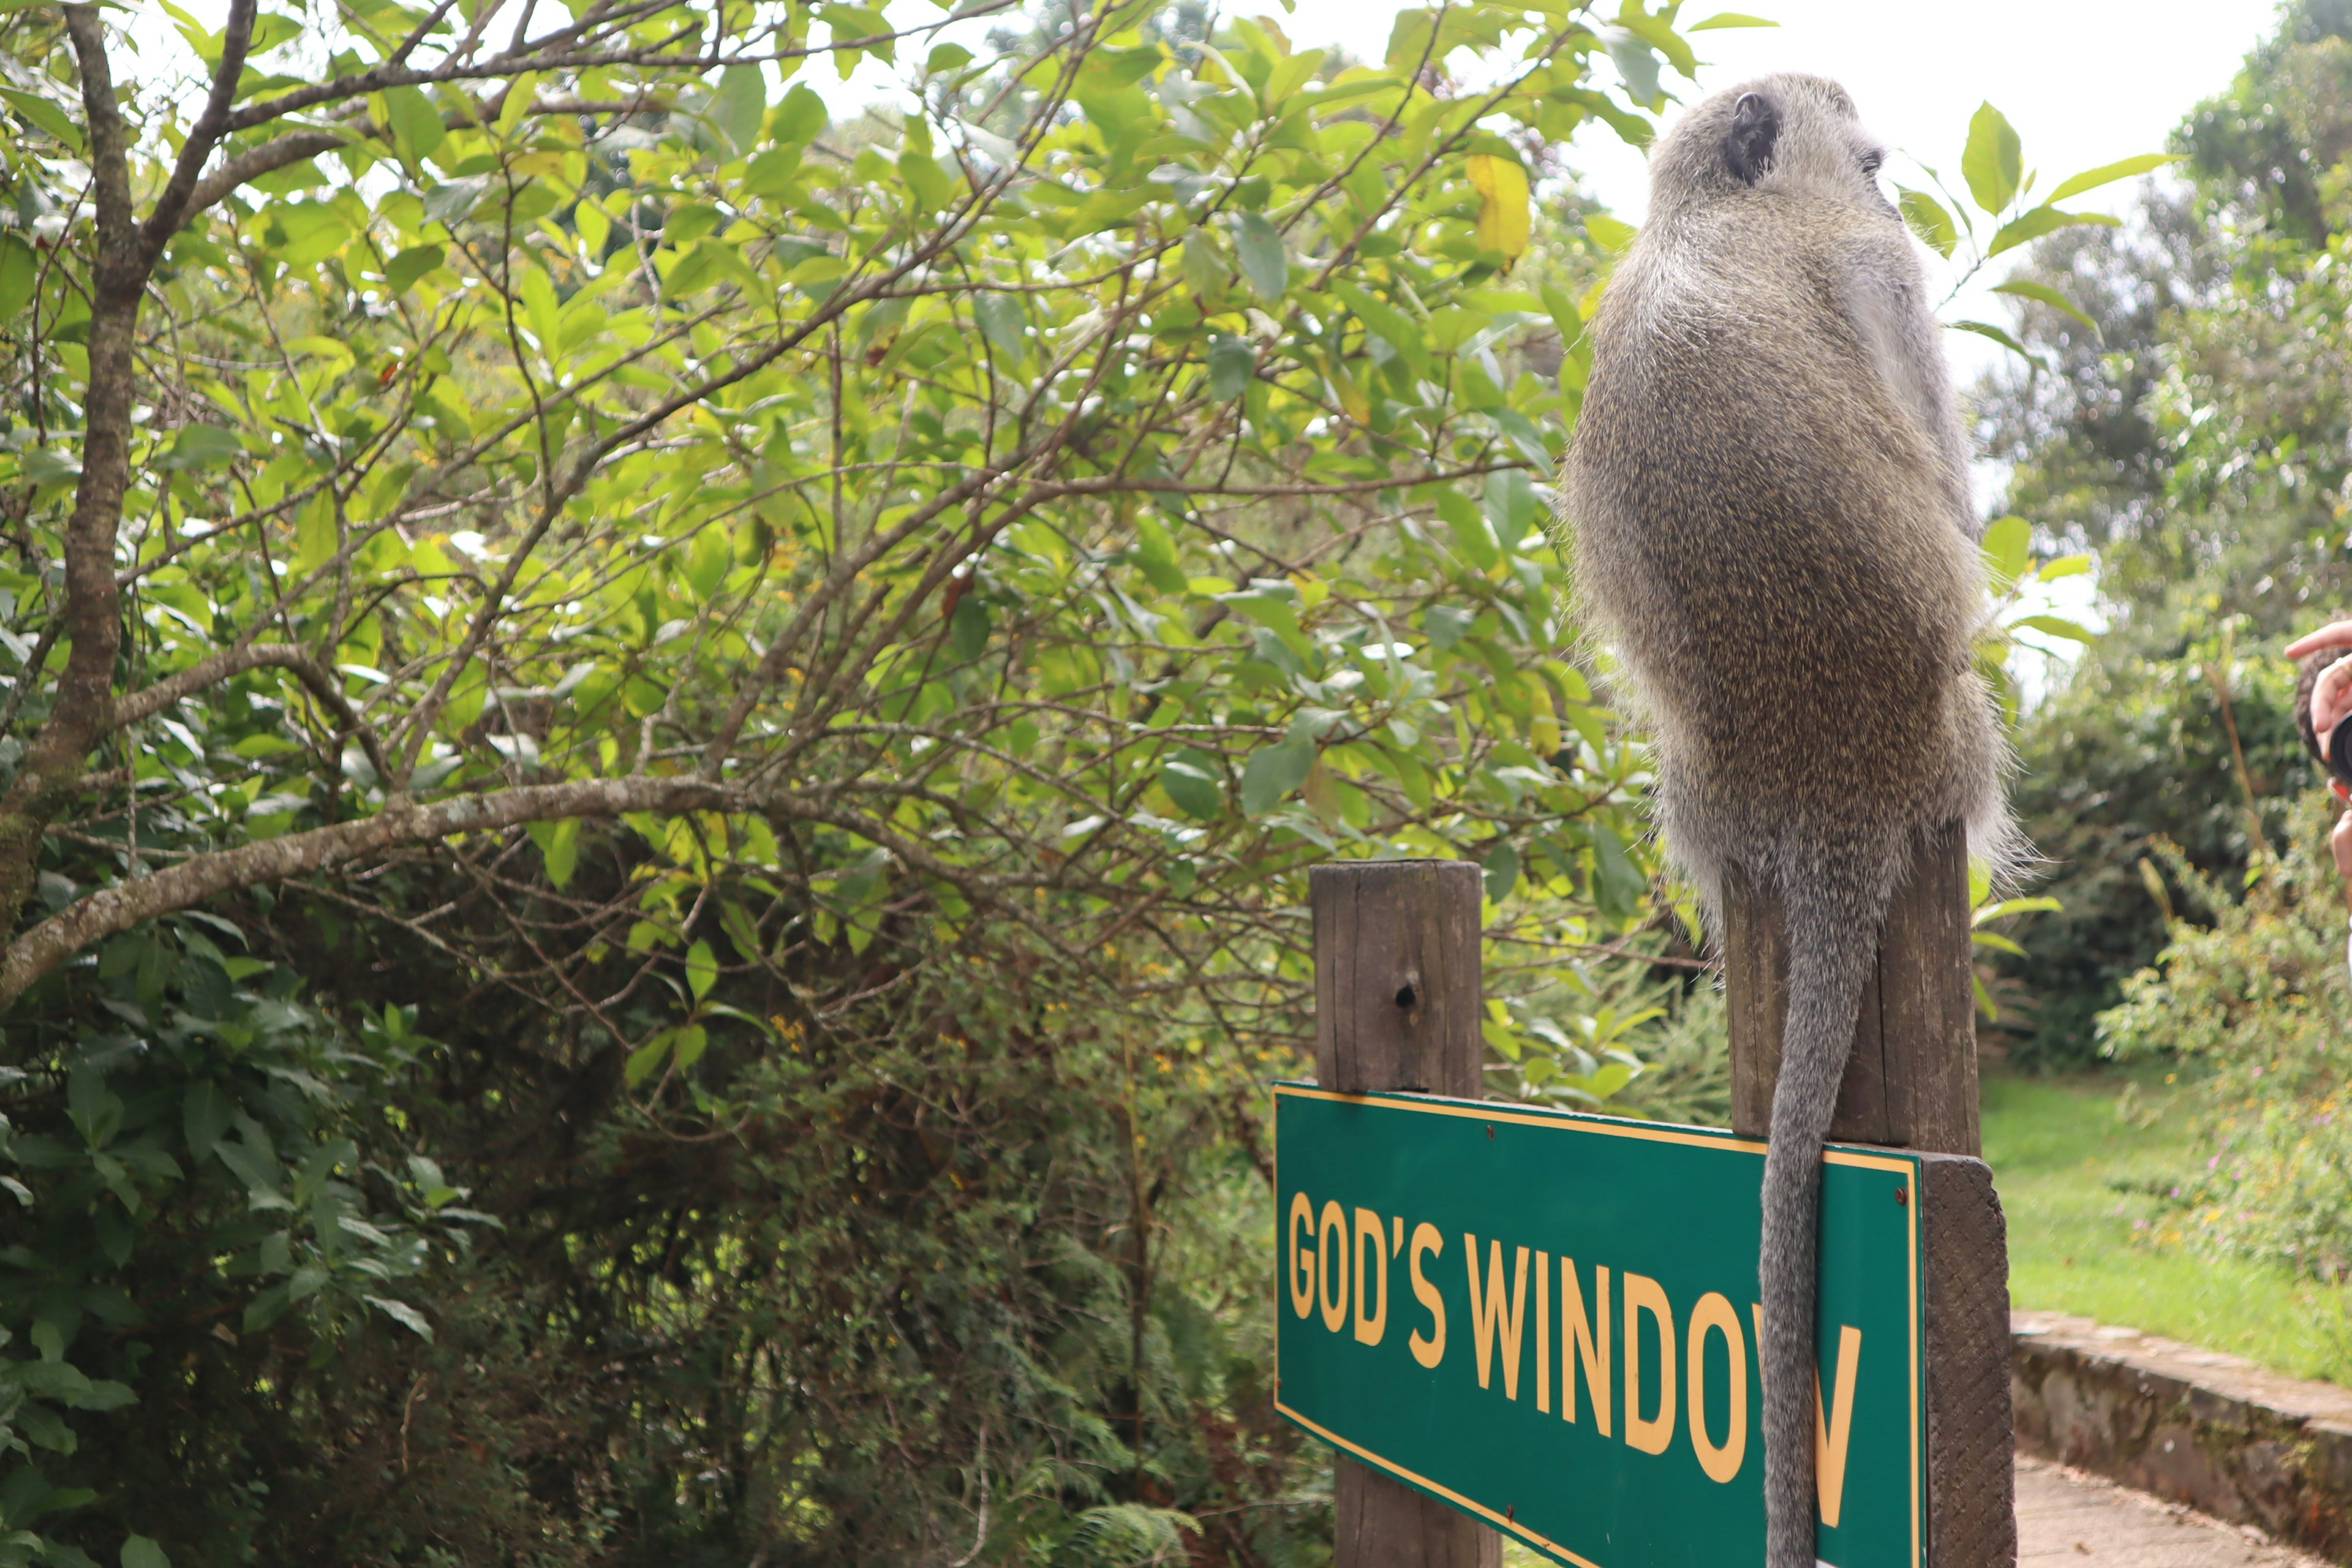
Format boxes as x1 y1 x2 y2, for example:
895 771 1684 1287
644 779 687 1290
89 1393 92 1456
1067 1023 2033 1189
1301 842 2016 1567
1311 861 1500 1568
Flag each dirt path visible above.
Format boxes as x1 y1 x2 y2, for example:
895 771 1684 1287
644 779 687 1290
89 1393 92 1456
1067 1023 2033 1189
2018 1455 2329 1567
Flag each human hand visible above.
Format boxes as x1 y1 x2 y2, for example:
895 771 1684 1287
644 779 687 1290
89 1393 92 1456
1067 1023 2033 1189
2285 621 2352 660
2334 810 2352 883
2292 622 2352 751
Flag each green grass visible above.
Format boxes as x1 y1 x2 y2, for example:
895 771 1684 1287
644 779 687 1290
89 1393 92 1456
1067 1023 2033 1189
1983 1069 2352 1383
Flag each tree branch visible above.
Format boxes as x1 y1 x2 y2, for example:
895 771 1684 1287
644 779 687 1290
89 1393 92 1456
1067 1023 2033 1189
0 774 744 1006
112 645 391 782
140 0 258 263
185 129 350 218
1 9 143 939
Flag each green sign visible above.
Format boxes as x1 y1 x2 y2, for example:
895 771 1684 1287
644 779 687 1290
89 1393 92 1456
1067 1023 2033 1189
1273 1084 1924 1568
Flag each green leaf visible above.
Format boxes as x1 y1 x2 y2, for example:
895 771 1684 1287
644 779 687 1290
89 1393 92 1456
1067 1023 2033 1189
1221 588 1312 660
269 202 354 267
1384 7 1434 71
1436 491 1497 571
1538 282 1582 344
363 1295 434 1341
423 176 488 227
772 83 828 146
521 267 561 356
1990 279 2100 337
2045 153 2179 205
1989 206 2119 256
540 817 579 888
950 592 990 660
1239 730 1315 816
1588 825 1646 923
1159 751 1225 820
709 64 767 156
1970 930 2027 956
1961 102 2022 215
157 424 244 471
973 292 1027 361
2037 554 2092 581
683 524 730 600
1583 214 1637 255
1423 604 1475 649
1687 11 1777 26
1974 895 2062 924
2013 613 2095 644
1327 281 1428 376
1206 333 1256 401
214 1137 294 1211
0 233 34 320
1483 469 1539 552
1232 212 1287 300
0 88 84 153
16 1400 71 1452
624 1035 671 1087
1483 840 1520 902
494 70 538 137
295 494 337 573
382 84 445 164
1948 319 2040 365
1605 31 1662 106
1980 515 2032 586
685 940 718 1000
1133 516 1188 595
181 1080 230 1160
1896 188 1958 258
385 243 445 295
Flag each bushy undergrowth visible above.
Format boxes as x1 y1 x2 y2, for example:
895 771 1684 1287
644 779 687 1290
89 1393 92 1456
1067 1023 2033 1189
2098 790 2352 1278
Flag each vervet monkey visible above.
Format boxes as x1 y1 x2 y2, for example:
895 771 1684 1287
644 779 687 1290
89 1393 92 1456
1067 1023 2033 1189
1561 75 2014 1568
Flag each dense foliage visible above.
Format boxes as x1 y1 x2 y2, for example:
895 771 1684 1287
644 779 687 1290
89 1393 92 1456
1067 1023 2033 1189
1986 2 2352 1305
1978 0 2352 1062
0 0 1724 1560
2100 791 2352 1280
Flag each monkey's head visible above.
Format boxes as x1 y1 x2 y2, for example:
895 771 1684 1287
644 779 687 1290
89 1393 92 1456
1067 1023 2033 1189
1646 74 1896 219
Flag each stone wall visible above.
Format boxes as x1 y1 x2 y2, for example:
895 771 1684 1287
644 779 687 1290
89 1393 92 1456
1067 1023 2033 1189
2012 1311 2352 1562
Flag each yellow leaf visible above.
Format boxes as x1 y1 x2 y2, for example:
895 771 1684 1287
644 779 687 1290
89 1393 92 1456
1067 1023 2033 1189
1324 353 1370 422
1466 154 1531 263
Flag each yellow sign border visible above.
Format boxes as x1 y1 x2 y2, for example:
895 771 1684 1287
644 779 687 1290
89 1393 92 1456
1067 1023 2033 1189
1270 1082 1923 1568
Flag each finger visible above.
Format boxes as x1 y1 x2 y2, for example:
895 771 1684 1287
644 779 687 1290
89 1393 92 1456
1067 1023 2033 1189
2320 665 2352 736
2287 620 2352 658
2332 813 2352 879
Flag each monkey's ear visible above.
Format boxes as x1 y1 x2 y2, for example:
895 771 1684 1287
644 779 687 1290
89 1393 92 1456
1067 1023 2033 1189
1725 91 1778 184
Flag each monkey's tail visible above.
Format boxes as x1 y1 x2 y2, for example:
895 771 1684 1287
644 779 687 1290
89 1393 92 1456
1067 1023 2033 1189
1761 856 1890 1568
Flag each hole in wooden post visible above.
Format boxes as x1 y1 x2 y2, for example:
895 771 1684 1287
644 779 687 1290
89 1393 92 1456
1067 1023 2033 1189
1394 981 1417 1009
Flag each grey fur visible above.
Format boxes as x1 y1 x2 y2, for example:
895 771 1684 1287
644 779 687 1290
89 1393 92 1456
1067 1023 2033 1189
1559 74 2016 1568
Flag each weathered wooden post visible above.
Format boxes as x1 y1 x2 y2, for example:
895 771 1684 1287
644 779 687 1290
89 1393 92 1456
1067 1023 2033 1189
1723 820 2018 1566
1311 859 1501 1568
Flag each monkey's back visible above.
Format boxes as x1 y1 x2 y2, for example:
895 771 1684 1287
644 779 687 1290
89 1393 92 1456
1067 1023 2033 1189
1562 196 2003 895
